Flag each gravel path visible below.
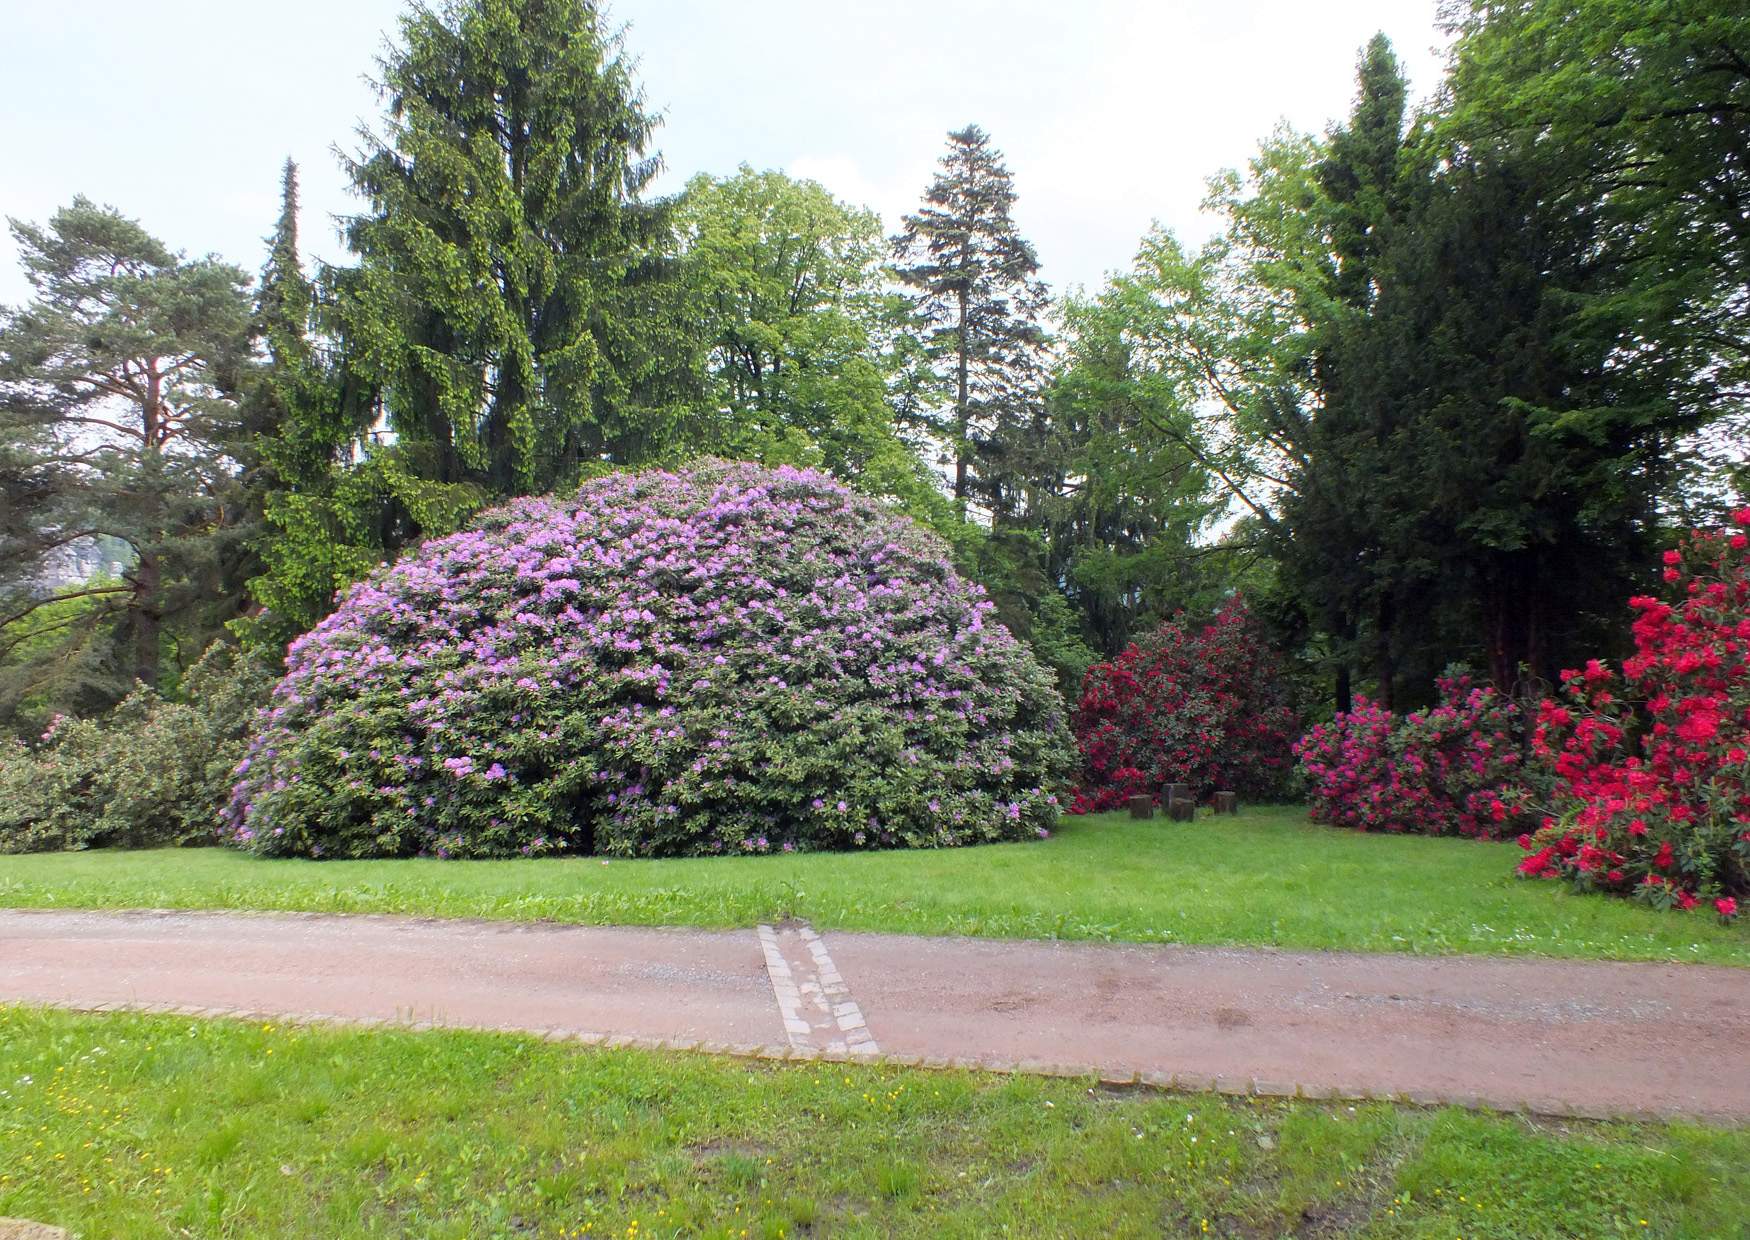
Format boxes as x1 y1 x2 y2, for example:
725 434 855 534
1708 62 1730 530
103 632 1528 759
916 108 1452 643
3 908 1745 1122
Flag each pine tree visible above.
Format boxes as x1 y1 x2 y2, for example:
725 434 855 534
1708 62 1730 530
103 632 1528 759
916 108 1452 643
891 125 1050 521
332 0 694 501
0 199 255 723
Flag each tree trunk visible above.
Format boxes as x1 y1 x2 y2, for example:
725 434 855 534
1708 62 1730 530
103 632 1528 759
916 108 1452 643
132 550 161 689
954 287 970 506
1334 608 1355 714
1373 594 1395 710
134 362 164 689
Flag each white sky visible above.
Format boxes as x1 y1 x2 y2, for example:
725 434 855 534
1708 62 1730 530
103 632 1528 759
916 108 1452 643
0 0 1449 307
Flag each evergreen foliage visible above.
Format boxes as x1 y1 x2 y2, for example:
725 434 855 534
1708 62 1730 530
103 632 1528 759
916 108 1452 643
332 0 692 502
0 199 256 726
244 161 385 646
891 125 1052 521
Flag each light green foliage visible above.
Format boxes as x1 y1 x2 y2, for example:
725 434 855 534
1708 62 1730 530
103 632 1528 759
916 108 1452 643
1441 0 1750 457
674 168 953 529
1048 241 1252 653
4 808 1745 965
0 642 276 853
1 1006 1743 1238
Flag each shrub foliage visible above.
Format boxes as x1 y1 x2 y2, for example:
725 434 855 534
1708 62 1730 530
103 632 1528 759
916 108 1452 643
1070 597 1296 812
227 461 1072 858
1519 513 1750 917
1294 671 1538 839
0 643 277 853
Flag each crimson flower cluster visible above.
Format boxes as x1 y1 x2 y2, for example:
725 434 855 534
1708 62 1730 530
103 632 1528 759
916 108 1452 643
227 461 1071 858
1069 597 1296 812
1518 511 1750 919
1294 671 1539 839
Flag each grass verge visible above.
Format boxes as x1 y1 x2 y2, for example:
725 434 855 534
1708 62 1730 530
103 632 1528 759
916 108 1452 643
1 807 1745 966
1 1006 1743 1239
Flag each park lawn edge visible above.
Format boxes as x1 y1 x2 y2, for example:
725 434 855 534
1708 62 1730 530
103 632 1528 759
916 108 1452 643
0 807 1745 968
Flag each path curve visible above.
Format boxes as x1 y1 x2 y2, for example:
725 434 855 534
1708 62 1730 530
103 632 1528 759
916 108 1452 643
2 909 1746 1123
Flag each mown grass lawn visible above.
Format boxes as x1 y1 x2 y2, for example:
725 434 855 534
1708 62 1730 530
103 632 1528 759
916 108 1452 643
1 1006 1743 1239
2 807 1744 966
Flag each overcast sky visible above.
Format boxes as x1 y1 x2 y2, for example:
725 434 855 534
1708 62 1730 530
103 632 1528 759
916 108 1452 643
0 1 1449 307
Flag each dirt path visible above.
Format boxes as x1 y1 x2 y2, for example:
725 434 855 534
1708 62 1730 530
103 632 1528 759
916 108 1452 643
3 908 1745 1123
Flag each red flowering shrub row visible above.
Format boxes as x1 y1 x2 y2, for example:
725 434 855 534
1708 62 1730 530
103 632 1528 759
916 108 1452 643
1070 597 1297 812
1518 511 1750 919
1294 671 1540 839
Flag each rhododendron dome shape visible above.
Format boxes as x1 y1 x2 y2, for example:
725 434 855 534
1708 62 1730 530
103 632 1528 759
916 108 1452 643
1071 598 1296 812
228 461 1072 858
1519 511 1750 911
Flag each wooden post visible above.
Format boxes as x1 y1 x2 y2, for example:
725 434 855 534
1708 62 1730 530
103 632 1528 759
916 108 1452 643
1167 797 1195 822
1213 791 1238 815
1162 782 1191 805
1127 794 1153 820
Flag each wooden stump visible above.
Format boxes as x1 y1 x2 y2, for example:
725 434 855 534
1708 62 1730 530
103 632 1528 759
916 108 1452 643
1127 794 1154 820
1213 791 1238 815
1166 797 1195 822
1162 782 1192 805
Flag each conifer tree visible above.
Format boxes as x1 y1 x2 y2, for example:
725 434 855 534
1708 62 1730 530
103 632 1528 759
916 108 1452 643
244 162 382 645
1276 35 1417 708
332 0 694 501
891 125 1050 521
0 199 255 720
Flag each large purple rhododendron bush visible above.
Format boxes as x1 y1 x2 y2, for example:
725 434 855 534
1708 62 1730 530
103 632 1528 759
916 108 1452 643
227 461 1072 859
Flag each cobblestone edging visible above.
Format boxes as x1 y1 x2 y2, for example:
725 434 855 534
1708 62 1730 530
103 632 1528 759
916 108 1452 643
32 997 1708 1126
757 921 877 1057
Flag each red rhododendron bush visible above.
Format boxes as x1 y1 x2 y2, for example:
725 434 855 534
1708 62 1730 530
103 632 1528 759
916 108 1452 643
1294 671 1538 838
1518 511 1750 918
1070 597 1297 812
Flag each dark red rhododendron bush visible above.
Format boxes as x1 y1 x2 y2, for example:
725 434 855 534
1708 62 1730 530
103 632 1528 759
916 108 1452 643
1070 597 1296 812
1518 511 1750 918
1294 672 1539 839
227 461 1072 859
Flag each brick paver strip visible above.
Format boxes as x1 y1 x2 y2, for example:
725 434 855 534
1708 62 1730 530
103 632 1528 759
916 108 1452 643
2 909 1746 1123
756 922 878 1057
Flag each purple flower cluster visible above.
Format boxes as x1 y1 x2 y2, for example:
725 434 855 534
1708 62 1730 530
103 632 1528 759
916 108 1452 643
227 460 1072 858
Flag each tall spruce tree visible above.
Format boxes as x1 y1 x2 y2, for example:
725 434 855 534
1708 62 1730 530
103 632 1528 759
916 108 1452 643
332 0 694 502
891 125 1051 521
0 199 255 723
1352 142 1698 693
